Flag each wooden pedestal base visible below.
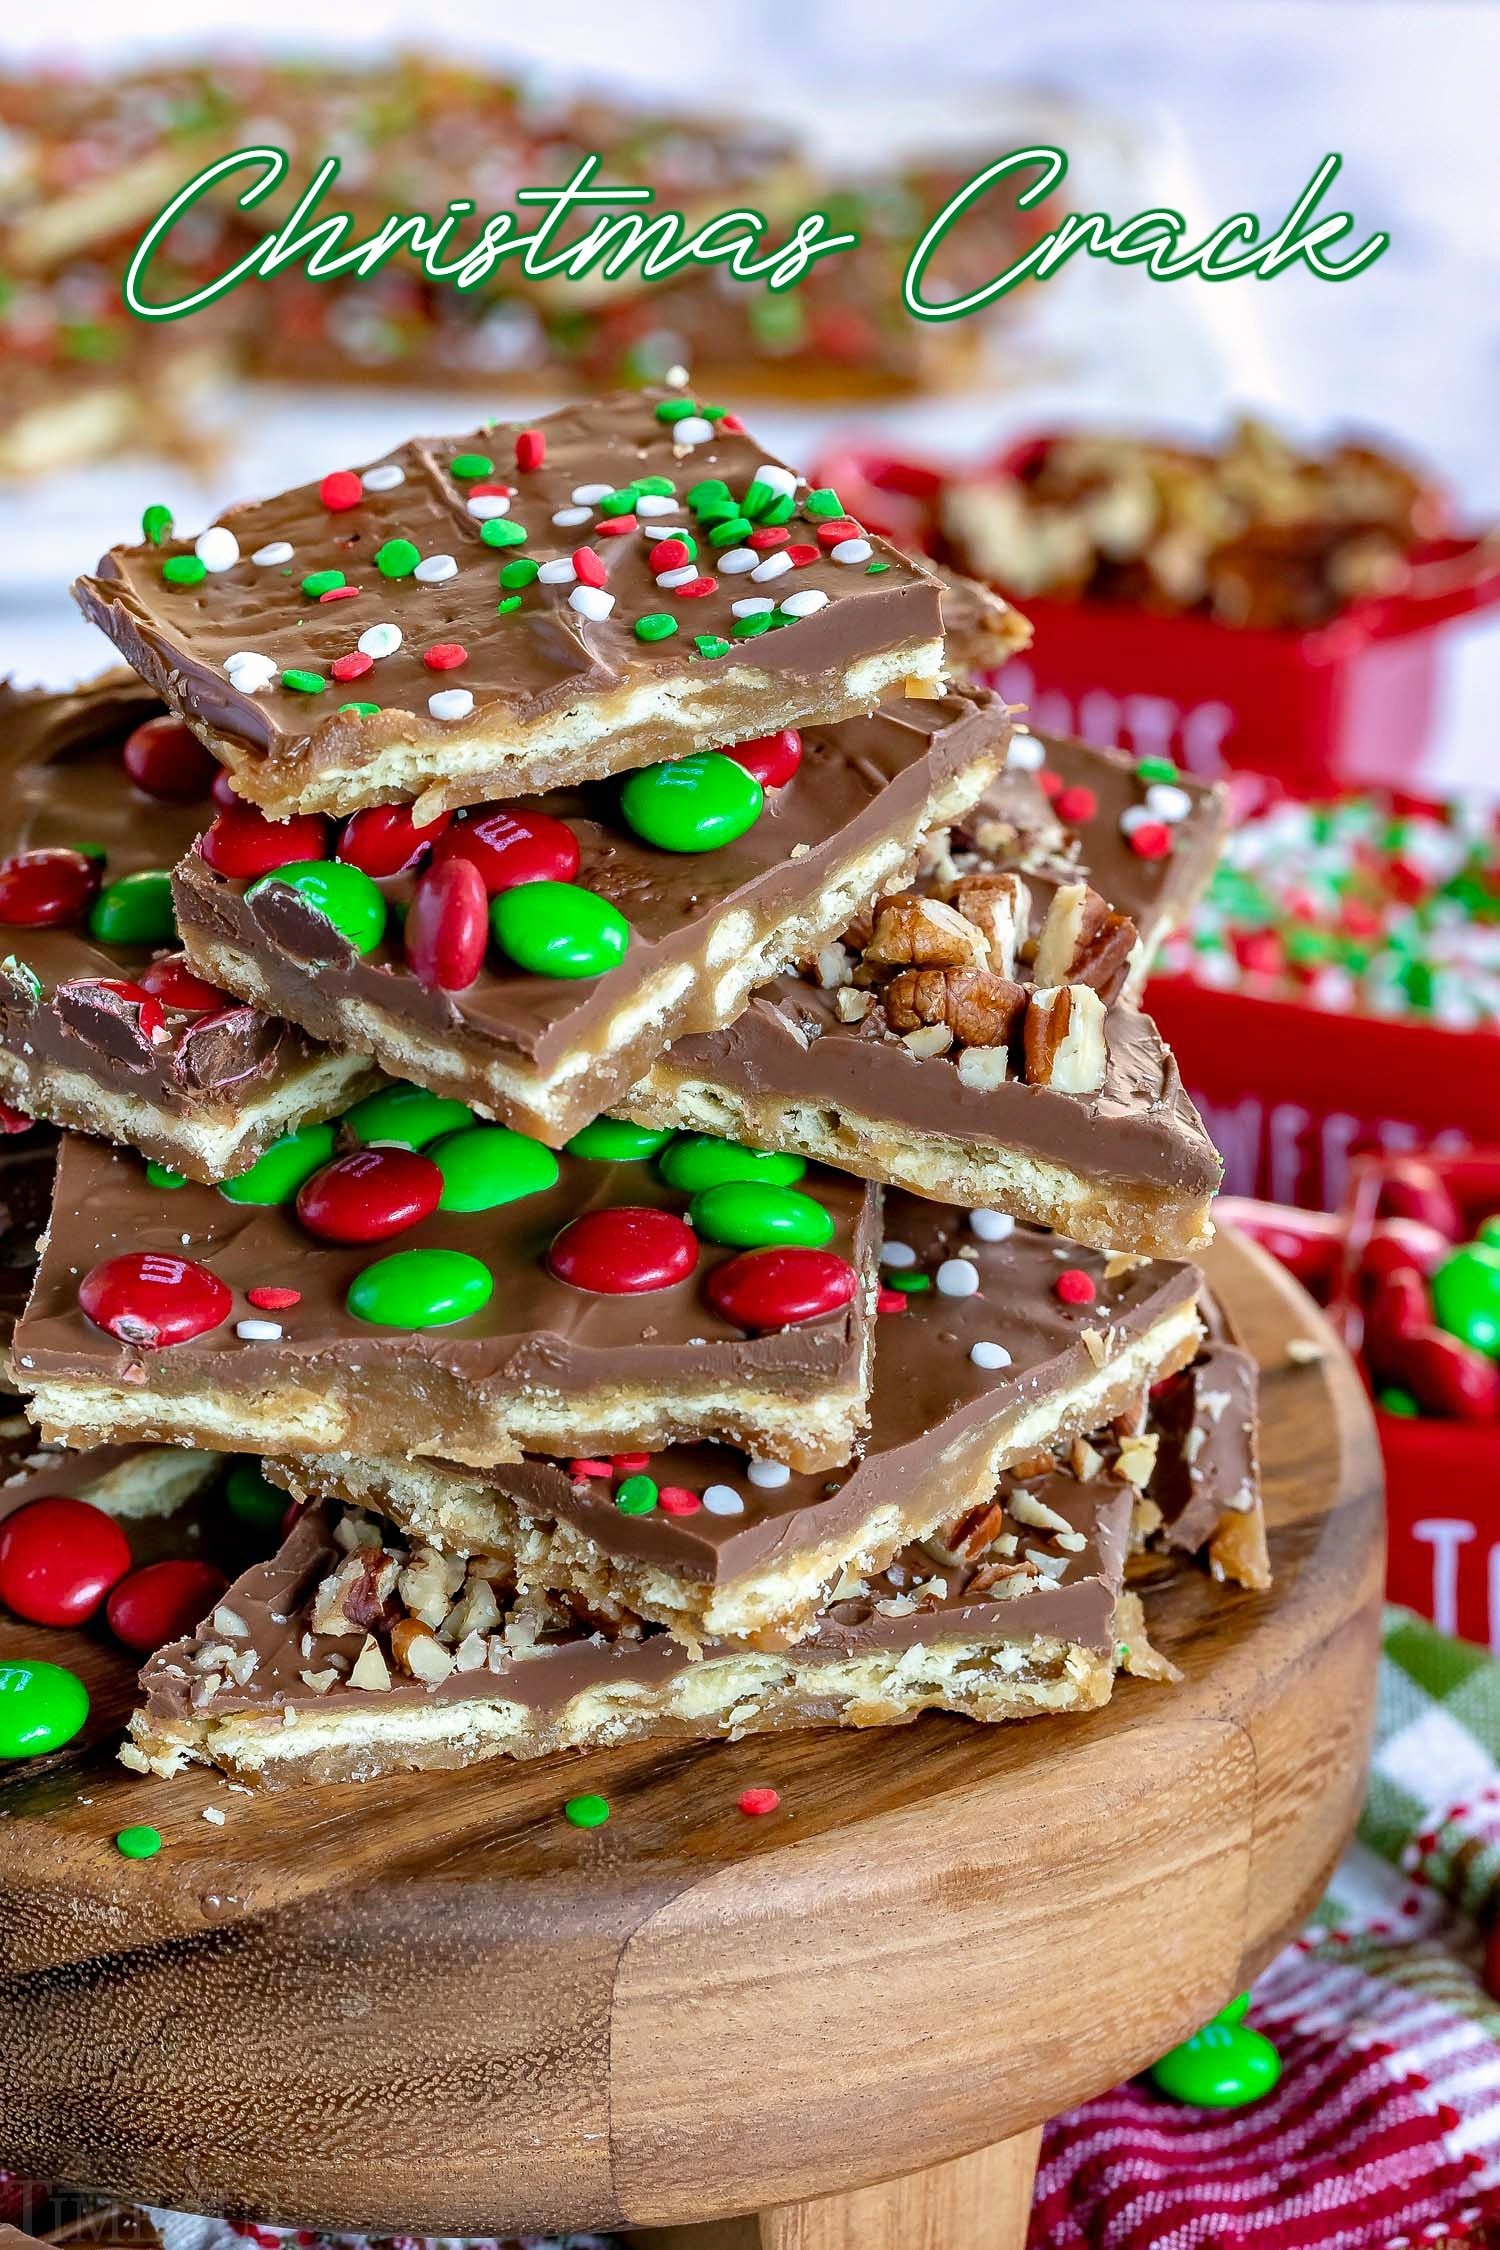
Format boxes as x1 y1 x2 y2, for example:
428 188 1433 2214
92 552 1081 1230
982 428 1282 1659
632 2127 1042 2250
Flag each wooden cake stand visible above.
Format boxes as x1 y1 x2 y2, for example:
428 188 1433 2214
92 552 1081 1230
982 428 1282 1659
0 1229 1383 2250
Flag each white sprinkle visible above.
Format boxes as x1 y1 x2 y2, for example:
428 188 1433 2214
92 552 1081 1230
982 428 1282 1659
1006 730 1045 770
731 597 775 618
672 415 714 446
537 557 577 584
717 547 759 574
879 1240 917 1269
654 563 699 588
968 1208 1015 1243
830 537 873 566
250 540 293 567
752 462 798 498
362 463 405 491
702 1483 745 1516
936 1258 981 1298
970 1340 1013 1370
195 526 240 573
569 584 616 621
779 589 829 618
635 493 679 516
357 622 402 659
664 364 690 389
414 553 458 584
750 551 794 582
1146 782 1193 823
1119 803 1157 836
640 523 688 543
747 1459 791 1489
551 506 593 528
467 493 512 520
225 654 276 691
202 1805 226 1825
236 1318 283 1341
429 688 475 722
572 482 613 506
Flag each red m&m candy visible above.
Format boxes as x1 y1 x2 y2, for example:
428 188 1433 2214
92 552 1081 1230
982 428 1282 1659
0 1496 132 1626
122 715 218 803
296 1147 443 1244
106 1557 229 1654
83 980 167 1043
80 1251 231 1347
1401 1328 1500 1422
138 952 227 1013
705 1247 855 1330
726 729 803 791
199 802 328 880
337 803 450 878
548 1207 697 1293
433 805 580 894
0 846 98 928
404 857 489 991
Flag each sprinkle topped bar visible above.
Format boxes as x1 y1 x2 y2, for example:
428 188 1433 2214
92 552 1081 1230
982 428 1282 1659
170 692 1011 1144
0 677 381 1178
13 1113 881 1475
270 1193 1203 1649
73 391 947 820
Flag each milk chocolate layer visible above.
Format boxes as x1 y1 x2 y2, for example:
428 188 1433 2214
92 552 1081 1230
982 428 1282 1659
14 1126 880 1473
172 692 1012 1142
0 678 378 1177
274 1197 1202 1619
74 390 945 817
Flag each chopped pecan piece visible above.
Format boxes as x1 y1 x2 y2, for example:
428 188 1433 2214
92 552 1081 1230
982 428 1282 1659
348 1633 392 1692
945 1498 1007 1558
1024 984 1108 1094
952 872 1031 978
885 968 1026 1048
864 892 990 971
1032 880 1139 1002
311 1548 400 1637
391 1615 457 1684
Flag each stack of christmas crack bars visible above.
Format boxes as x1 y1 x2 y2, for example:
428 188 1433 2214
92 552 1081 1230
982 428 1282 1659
0 386 1263 1787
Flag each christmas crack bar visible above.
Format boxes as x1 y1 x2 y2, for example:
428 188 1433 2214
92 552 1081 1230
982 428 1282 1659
270 1194 1203 1650
13 1109 881 1475
72 390 948 820
0 678 381 1178
124 1462 1151 1784
621 732 1224 1256
170 691 1013 1145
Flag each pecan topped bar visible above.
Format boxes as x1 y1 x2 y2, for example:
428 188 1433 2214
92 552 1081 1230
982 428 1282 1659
0 678 380 1179
73 390 947 820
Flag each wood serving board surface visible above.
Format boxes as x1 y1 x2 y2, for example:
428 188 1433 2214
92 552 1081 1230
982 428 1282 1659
0 1228 1383 2240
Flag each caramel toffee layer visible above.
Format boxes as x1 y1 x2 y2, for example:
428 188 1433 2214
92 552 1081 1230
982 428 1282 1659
173 692 1012 1142
0 677 377 1174
272 1201 1202 1623
74 390 946 816
14 1131 880 1472
130 1465 1133 1772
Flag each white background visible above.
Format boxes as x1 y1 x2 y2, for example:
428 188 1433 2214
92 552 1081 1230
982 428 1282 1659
3 0 1497 783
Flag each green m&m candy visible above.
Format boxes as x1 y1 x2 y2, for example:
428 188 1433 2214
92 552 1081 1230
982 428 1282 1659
226 1459 288 1528
1432 1243 1500 1359
220 1120 337 1205
620 752 763 854
615 1474 658 1515
657 1133 805 1194
246 860 387 956
433 1125 559 1211
0 1656 89 1759
689 1181 834 1250
567 1118 676 1162
1480 1214 1500 1250
345 1083 473 1149
88 868 176 946
491 880 629 979
147 1162 188 1190
347 1246 493 1328
1148 2018 1281 2108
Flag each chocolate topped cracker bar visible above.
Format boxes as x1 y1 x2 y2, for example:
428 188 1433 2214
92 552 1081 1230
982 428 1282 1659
171 691 1011 1145
620 729 1224 1256
124 1461 1142 1784
0 678 380 1178
272 1195 1202 1649
1134 1335 1268 1591
74 390 947 820
14 1115 880 1475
